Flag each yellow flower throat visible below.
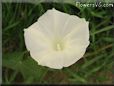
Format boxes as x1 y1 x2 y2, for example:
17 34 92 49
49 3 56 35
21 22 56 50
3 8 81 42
53 39 65 51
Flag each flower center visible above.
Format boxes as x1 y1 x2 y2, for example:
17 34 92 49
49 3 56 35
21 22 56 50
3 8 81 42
56 43 63 51
53 39 65 51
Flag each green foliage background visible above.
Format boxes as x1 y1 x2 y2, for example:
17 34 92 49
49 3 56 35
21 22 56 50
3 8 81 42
2 2 114 84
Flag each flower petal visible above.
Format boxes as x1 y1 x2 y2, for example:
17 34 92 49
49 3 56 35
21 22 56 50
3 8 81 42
63 39 89 67
63 16 89 41
24 23 51 53
37 8 70 38
37 51 64 69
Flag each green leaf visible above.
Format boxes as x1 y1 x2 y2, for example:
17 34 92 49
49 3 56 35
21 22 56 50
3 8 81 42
3 52 24 70
24 76 34 84
19 57 47 81
4 21 20 32
81 55 104 69
91 25 114 35
9 71 18 83
64 69 87 83
90 11 105 18
84 53 114 77
84 65 102 77
3 52 48 82
102 37 114 42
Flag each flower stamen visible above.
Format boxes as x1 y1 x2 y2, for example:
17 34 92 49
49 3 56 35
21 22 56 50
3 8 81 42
53 39 65 51
56 43 63 51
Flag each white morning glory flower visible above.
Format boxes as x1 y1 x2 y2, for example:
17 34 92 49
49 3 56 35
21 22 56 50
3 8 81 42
24 8 90 69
